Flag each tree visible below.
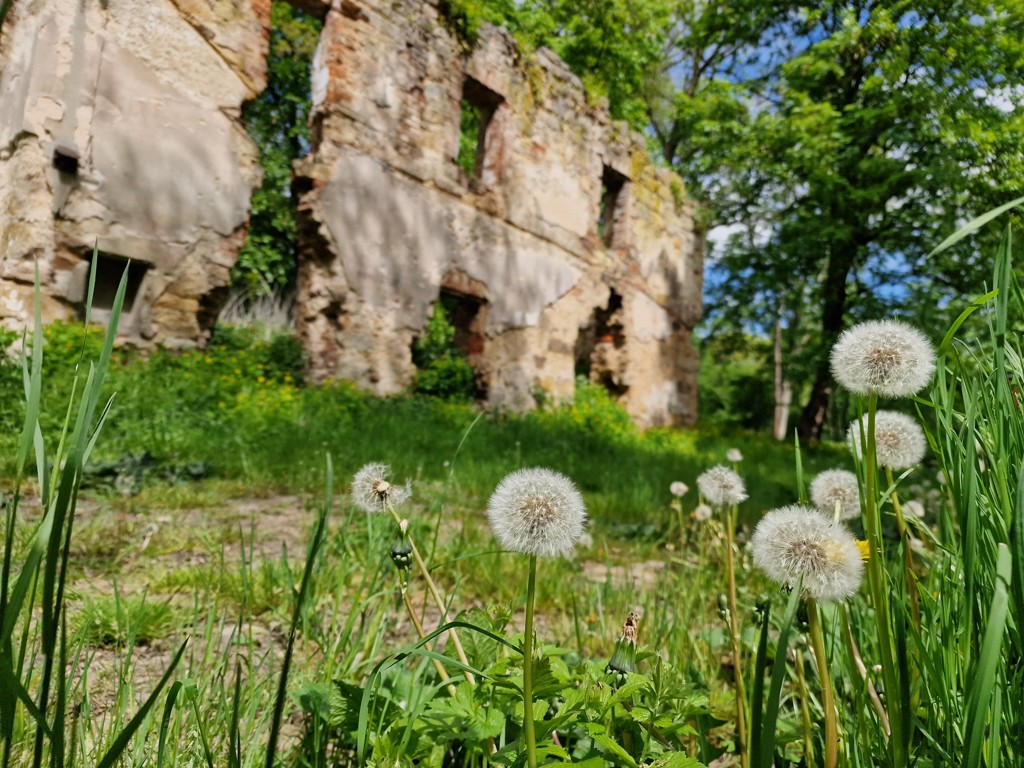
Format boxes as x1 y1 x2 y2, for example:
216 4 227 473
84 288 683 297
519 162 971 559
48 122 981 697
444 0 673 130
655 1 1024 440
235 2 321 296
769 2 1023 439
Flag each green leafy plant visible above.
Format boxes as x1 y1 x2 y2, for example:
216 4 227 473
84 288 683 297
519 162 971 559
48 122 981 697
412 300 476 401
0 260 185 767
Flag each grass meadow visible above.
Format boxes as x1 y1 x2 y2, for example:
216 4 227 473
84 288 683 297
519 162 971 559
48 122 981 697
1 208 1022 767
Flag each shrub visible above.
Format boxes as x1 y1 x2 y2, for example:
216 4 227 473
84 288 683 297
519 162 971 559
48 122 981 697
412 299 476 401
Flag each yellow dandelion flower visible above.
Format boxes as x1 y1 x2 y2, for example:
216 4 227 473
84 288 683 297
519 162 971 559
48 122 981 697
856 540 871 560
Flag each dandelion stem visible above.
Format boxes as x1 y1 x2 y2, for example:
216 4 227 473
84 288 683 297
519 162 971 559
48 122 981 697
863 394 907 768
522 554 539 768
841 605 889 736
399 582 459 698
806 599 838 768
724 505 748 768
885 468 921 631
389 507 477 686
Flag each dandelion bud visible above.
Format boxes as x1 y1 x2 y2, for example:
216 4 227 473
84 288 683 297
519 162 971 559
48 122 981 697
390 535 413 571
830 319 935 398
717 593 730 621
697 465 748 507
751 505 864 602
606 612 639 678
848 411 927 471
486 467 587 557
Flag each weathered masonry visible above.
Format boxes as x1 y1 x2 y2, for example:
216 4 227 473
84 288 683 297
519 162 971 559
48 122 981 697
0 0 704 427
0 0 268 346
295 1 704 426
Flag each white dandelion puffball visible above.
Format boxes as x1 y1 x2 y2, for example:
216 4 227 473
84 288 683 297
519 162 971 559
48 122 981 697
487 467 587 557
351 462 411 513
726 448 744 463
751 505 864 602
810 469 861 521
693 503 713 521
903 500 925 519
670 481 689 497
830 319 935 398
697 465 748 507
849 411 927 471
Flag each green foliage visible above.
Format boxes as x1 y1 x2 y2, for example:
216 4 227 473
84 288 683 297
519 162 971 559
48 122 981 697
440 0 670 131
698 335 774 431
682 1 1024 436
303 628 713 768
235 2 322 296
74 593 178 647
1 266 185 767
412 300 477 401
456 99 481 179
209 324 307 385
538 377 638 444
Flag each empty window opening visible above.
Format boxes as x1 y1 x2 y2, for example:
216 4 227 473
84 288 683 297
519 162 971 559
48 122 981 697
574 289 627 397
456 77 503 183
52 140 80 176
83 252 148 314
411 289 488 400
598 166 628 247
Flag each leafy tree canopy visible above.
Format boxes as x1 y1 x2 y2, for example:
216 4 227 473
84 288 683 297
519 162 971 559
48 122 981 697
480 0 1024 438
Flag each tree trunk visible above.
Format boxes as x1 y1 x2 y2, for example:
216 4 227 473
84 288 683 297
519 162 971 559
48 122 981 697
773 318 792 441
797 246 856 442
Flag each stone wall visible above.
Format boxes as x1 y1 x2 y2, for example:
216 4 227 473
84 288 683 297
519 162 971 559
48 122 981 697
0 0 704 426
295 1 703 426
0 0 269 346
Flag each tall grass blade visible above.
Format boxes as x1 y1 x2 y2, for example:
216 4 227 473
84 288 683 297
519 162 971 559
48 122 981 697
759 584 800 768
748 600 771 768
937 289 997 355
156 680 185 768
95 640 189 768
929 195 1024 256
1013 468 1024 659
963 544 1011 768
265 454 334 768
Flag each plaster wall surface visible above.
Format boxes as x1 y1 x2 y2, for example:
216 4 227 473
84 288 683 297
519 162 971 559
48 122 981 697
0 0 704 426
0 0 269 344
295 0 704 426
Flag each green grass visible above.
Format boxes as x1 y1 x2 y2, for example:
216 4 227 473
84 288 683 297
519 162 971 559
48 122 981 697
3 208 1024 767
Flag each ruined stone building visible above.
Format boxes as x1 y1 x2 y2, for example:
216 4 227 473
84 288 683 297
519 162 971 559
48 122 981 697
0 0 705 427
0 0 269 345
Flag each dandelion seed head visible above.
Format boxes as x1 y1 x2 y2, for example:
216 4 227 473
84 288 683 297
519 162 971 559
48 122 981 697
751 505 864 602
351 462 411 513
697 465 748 507
486 467 587 557
693 503 713 522
810 469 861 520
849 410 927 470
904 500 925 519
830 319 935 398
670 481 689 497
726 448 743 463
